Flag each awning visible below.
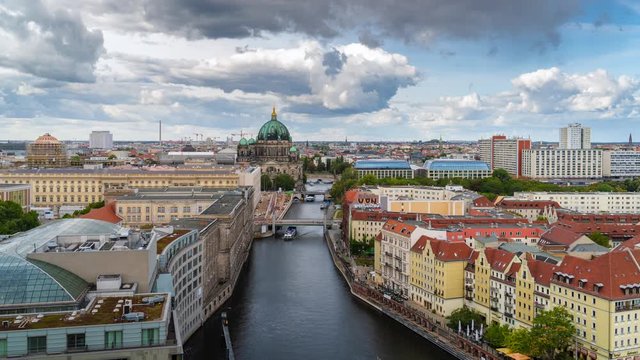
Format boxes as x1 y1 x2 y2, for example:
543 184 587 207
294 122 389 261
497 348 513 355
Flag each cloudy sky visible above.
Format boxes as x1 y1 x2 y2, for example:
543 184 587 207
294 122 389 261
1 0 639 142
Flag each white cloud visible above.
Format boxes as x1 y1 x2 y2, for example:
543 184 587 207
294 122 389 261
15 82 45 95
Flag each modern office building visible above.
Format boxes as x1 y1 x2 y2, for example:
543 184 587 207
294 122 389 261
89 131 114 149
422 159 492 180
521 149 602 179
513 191 640 213
0 183 31 211
603 150 640 178
26 133 68 168
0 166 261 211
559 123 591 149
353 159 414 179
478 136 531 177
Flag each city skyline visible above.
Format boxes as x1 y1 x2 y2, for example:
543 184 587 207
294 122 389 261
1 1 640 142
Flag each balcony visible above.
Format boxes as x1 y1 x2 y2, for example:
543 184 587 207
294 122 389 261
615 300 640 312
465 284 473 290
465 295 474 301
505 292 513 298
535 302 545 309
504 312 513 318
385 251 392 257
394 255 402 261
490 305 499 311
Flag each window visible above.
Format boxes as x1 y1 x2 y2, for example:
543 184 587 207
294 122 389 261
0 339 6 357
105 330 123 349
67 333 86 351
28 336 47 354
142 328 159 346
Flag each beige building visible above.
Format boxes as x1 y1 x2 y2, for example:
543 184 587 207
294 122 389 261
0 183 31 211
0 166 261 210
514 191 640 214
114 187 248 226
521 149 603 179
381 197 465 216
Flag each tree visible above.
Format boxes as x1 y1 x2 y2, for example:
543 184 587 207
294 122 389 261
273 173 295 191
492 168 511 183
0 201 40 235
260 174 273 191
108 154 117 160
358 174 378 186
446 306 484 331
483 323 511 348
589 231 611 248
507 307 575 360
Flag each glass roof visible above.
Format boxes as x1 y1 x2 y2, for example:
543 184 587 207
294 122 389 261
354 160 411 169
0 218 121 258
0 253 88 306
423 159 490 171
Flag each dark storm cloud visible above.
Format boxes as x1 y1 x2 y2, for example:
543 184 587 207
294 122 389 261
0 0 104 82
358 29 383 48
136 0 581 47
322 49 347 76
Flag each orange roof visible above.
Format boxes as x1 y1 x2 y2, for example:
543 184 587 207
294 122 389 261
484 248 516 273
34 133 61 145
343 189 359 205
80 202 122 224
411 236 473 261
382 219 416 237
552 249 640 300
525 253 555 287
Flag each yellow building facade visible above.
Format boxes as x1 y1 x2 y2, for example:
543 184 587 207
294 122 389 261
0 167 259 209
409 236 472 317
383 198 465 216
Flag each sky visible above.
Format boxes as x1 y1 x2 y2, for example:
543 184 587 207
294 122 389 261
0 0 639 143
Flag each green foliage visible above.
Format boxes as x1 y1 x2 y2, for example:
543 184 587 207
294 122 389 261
329 167 358 201
0 201 40 235
483 323 512 348
492 168 512 183
506 307 575 360
70 200 106 217
446 306 484 331
108 154 117 160
260 174 273 191
273 173 295 191
350 238 374 256
589 231 611 248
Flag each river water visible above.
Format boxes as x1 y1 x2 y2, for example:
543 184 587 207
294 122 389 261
185 184 455 360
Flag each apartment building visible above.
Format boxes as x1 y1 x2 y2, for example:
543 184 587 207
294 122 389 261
603 150 640 178
0 183 31 211
478 136 531 177
409 236 473 316
514 191 640 214
521 149 602 179
560 123 591 149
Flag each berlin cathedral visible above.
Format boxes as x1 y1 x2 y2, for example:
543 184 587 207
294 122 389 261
237 108 303 182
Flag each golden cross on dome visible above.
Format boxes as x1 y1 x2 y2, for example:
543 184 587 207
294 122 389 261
272 106 277 117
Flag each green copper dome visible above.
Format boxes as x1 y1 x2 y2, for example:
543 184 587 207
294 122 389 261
238 138 248 146
247 138 256 145
257 108 291 142
289 145 297 152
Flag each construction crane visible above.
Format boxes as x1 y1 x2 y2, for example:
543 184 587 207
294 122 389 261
230 130 250 139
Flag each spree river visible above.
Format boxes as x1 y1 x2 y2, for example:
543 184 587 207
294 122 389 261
185 184 454 360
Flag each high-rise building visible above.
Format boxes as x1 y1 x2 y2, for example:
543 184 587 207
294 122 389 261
478 136 531 177
559 123 591 149
89 130 113 149
521 148 602 179
26 133 68 168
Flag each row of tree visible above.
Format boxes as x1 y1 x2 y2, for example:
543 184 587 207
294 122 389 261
448 306 576 360
260 174 296 191
0 200 40 235
303 155 351 174
330 166 640 203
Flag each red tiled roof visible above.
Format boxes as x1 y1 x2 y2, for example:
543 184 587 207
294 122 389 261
614 235 640 252
506 263 521 277
552 249 640 300
484 248 516 272
80 202 122 224
375 232 383 242
498 199 560 209
343 189 359 205
472 196 494 208
382 219 415 237
539 226 582 246
525 253 555 286
431 239 473 261
410 236 429 253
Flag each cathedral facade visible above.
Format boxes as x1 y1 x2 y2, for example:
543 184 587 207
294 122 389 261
237 108 302 181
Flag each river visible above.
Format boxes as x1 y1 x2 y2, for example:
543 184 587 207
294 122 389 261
185 184 455 360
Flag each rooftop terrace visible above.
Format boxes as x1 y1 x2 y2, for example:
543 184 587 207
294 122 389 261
0 293 168 331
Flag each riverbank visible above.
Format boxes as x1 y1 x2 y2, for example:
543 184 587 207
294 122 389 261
324 228 500 360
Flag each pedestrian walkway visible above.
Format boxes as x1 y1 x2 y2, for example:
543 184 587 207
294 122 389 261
324 228 502 360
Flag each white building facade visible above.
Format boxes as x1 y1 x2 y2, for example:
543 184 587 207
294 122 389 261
89 131 114 149
603 150 640 178
521 149 602 179
513 191 640 213
559 123 591 149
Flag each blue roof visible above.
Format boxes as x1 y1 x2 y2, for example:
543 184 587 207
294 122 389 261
354 159 411 170
423 159 490 171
